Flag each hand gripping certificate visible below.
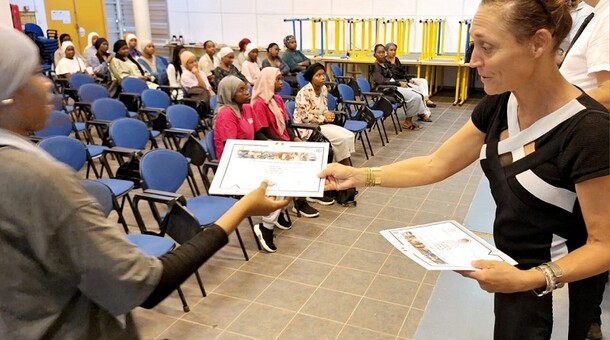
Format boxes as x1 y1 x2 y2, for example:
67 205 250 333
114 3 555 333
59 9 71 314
380 221 517 271
209 139 329 197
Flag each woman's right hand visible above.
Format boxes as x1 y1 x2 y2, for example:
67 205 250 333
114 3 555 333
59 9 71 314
191 65 199 74
239 181 290 216
324 111 335 123
318 163 364 191
399 81 408 88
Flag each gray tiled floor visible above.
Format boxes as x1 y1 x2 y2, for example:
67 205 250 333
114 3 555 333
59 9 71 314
124 91 484 339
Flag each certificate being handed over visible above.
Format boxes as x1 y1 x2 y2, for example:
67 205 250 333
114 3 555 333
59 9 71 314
209 139 329 197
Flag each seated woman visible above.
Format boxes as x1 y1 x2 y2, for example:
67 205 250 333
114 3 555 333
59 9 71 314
198 40 219 84
124 34 142 58
55 41 94 79
54 33 86 67
87 37 113 84
109 40 157 89
138 40 169 85
241 43 261 84
180 51 215 99
234 38 251 71
281 35 311 73
295 63 355 167
83 32 99 66
166 45 186 100
371 44 430 130
212 47 250 91
262 42 297 87
251 67 323 220
385 42 436 110
213 76 292 252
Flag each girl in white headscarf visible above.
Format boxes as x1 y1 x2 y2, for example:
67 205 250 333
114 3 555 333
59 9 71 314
125 33 142 58
241 43 261 84
212 47 249 91
55 41 93 79
138 39 169 85
83 32 99 64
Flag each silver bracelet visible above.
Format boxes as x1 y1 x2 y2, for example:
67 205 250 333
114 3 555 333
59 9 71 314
533 262 564 297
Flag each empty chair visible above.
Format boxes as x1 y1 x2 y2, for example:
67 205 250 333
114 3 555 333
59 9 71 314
38 136 135 219
81 179 192 312
32 110 74 139
356 77 401 134
296 72 308 88
139 149 252 260
164 104 201 149
338 83 388 145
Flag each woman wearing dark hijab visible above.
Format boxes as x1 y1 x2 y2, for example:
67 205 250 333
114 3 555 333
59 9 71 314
109 39 157 89
88 37 113 83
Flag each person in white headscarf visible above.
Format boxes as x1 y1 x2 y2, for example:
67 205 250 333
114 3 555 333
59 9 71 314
83 32 99 64
241 43 261 84
55 41 93 79
125 33 142 58
137 39 169 85
212 47 249 91
0 25 288 340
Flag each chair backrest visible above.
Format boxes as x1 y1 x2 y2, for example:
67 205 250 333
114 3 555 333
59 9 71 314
278 80 292 96
331 65 343 80
70 73 95 90
110 118 150 149
296 73 308 88
166 104 199 130
140 149 189 192
142 89 170 109
24 23 44 38
51 94 64 111
204 130 217 161
356 77 372 93
92 98 129 121
33 111 73 137
79 83 110 102
285 101 296 122
161 202 202 244
209 95 218 111
38 136 86 171
122 77 148 94
338 83 355 101
81 179 114 217
327 94 338 110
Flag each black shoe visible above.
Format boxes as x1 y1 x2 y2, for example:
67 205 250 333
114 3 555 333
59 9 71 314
291 200 320 218
587 322 602 340
307 196 335 206
254 223 276 253
274 212 292 230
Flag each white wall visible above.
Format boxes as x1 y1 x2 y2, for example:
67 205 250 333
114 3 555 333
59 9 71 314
167 0 481 54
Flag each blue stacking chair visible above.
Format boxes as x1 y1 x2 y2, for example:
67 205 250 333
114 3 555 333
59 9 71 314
296 73 308 88
38 136 135 224
119 77 148 114
278 80 293 100
138 149 253 260
209 95 218 112
330 64 354 84
330 92 373 160
32 111 103 178
356 77 401 135
163 104 202 149
81 179 195 312
338 83 387 145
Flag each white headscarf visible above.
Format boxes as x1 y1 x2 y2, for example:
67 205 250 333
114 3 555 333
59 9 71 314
61 41 75 54
0 26 39 105
86 32 98 49
244 43 257 58
126 33 137 45
218 47 234 59
140 39 153 52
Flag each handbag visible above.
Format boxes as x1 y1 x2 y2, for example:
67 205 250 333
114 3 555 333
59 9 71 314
186 86 211 104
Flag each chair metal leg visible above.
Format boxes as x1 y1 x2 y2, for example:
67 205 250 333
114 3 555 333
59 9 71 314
176 286 190 312
194 271 207 297
374 121 385 146
248 217 262 251
381 119 389 143
356 132 369 160
234 229 249 261
363 130 374 157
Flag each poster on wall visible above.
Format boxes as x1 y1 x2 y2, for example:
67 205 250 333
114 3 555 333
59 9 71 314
50 10 70 24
